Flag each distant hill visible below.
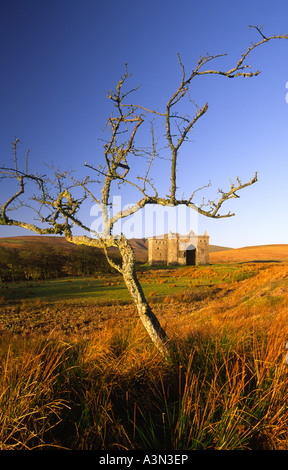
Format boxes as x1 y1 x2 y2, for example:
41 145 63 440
210 244 288 263
3 236 288 265
0 235 115 281
0 236 231 264
0 236 83 253
209 244 232 253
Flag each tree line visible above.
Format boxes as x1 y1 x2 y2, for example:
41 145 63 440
0 245 115 282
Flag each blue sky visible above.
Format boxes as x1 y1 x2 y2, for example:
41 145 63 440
0 0 288 248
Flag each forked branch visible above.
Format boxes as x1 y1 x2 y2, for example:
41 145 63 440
0 26 287 357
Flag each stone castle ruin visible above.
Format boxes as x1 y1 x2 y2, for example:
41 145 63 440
148 230 209 266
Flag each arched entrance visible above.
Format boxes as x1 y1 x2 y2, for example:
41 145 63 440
186 244 196 266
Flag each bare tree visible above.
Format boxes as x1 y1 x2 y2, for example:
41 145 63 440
1 26 287 357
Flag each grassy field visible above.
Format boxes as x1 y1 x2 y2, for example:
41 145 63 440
0 264 260 335
1 260 288 450
0 263 258 302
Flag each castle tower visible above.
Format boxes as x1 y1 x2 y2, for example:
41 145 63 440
148 236 168 266
196 232 210 265
148 232 209 266
167 232 178 265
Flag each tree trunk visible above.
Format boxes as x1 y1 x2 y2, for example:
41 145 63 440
117 237 170 358
65 233 170 357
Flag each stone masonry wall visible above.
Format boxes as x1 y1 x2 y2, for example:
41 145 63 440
148 237 167 265
148 233 209 266
167 238 178 265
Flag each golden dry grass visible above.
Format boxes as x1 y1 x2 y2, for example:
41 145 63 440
1 261 288 449
210 244 288 263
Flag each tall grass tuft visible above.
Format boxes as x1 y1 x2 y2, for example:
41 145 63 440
1 263 288 449
0 337 70 449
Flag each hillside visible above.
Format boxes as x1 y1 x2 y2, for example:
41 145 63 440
0 236 231 264
209 244 232 253
210 244 288 263
3 237 288 265
0 236 83 253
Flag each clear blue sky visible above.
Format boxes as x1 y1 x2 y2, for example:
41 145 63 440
1 0 288 248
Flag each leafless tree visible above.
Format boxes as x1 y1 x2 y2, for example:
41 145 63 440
1 26 287 357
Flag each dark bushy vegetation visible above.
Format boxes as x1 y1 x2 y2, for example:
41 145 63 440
0 245 114 282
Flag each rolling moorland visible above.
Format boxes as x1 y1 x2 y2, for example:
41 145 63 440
0 236 288 450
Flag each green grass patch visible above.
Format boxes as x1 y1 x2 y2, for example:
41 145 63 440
0 263 262 304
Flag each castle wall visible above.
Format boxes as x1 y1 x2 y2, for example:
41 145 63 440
179 236 198 265
148 233 209 266
196 236 209 265
148 238 167 265
167 237 178 265
177 250 187 265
